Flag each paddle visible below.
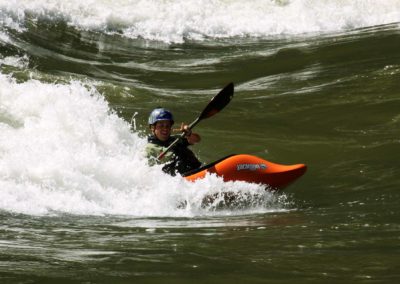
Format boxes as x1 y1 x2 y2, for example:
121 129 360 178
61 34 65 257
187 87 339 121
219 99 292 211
157 82 234 160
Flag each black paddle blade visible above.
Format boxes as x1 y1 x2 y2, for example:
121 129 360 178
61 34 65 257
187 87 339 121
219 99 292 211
199 82 234 120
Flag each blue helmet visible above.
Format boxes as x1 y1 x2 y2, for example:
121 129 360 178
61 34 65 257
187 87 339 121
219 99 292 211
148 108 174 125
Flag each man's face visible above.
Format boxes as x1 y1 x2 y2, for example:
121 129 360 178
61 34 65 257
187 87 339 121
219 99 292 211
152 120 172 141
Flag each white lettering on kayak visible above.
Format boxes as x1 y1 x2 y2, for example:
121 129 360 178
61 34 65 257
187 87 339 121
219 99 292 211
236 163 267 171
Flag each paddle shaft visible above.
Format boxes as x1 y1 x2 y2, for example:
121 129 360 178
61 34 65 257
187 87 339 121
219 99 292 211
157 83 234 160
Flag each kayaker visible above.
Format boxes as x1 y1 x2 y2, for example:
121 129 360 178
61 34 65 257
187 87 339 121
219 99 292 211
145 107 202 176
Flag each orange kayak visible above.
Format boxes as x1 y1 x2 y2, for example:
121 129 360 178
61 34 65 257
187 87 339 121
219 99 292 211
183 154 306 190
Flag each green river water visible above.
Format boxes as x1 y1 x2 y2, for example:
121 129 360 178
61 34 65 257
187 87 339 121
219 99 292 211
1 4 400 283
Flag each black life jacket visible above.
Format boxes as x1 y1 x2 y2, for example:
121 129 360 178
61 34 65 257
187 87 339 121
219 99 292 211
147 135 202 176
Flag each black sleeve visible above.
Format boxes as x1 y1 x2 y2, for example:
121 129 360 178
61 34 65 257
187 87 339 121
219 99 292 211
171 135 190 147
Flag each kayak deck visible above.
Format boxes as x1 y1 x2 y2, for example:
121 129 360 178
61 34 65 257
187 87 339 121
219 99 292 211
183 154 307 190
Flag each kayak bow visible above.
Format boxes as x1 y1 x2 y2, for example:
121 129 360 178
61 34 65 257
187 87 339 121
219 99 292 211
184 154 306 190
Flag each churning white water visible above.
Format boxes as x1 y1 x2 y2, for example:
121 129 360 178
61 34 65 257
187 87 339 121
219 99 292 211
0 68 286 217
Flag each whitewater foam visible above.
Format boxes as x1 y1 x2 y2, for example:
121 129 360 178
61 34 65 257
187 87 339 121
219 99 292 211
0 71 288 217
0 55 29 69
1 0 399 43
